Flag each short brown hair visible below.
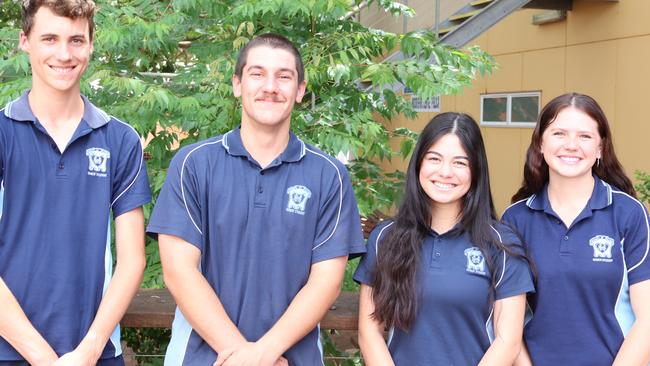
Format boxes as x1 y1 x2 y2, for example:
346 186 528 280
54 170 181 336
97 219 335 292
234 33 304 84
21 0 96 40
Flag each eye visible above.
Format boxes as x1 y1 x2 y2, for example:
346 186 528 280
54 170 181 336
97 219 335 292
279 74 292 80
453 160 469 167
425 155 441 163
42 36 55 43
579 134 592 140
552 131 565 137
71 38 84 45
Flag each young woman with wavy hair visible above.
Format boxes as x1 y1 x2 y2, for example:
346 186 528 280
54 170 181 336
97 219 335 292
355 112 534 365
503 93 650 365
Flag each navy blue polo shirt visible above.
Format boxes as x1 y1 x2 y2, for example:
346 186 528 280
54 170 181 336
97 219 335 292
0 92 151 360
147 128 366 366
502 176 650 366
354 220 534 366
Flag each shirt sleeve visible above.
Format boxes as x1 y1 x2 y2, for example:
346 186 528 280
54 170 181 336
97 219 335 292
311 160 366 263
111 126 151 217
622 197 650 285
493 227 536 300
353 221 393 286
146 146 204 250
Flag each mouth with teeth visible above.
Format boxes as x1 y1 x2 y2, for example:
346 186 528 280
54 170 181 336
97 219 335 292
49 65 77 74
433 181 456 190
559 156 581 164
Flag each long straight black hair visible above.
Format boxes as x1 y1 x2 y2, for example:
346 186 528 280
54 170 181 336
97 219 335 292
371 112 522 330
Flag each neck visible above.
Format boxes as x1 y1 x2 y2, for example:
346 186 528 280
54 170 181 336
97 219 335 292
430 202 462 234
547 173 595 206
28 87 84 127
547 173 595 226
240 121 290 168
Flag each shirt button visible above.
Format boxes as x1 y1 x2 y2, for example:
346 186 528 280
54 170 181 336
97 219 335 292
58 161 65 169
435 252 441 257
563 236 569 241
258 186 263 193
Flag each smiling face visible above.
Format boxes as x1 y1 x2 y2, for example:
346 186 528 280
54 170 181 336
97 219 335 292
232 45 306 132
19 6 93 96
541 106 602 182
418 133 472 215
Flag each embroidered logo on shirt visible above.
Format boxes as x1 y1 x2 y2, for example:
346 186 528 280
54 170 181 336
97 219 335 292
286 185 311 215
589 235 615 262
464 247 486 275
86 147 110 177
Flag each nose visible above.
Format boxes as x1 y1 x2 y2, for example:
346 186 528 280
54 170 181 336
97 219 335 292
56 43 72 61
262 76 278 93
564 135 579 150
438 161 453 177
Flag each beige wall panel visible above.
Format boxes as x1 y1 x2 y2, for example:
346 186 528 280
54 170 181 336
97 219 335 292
485 9 566 56
454 78 485 119
522 47 566 102
481 128 523 213
486 54 523 92
613 35 650 178
568 0 650 45
565 40 617 118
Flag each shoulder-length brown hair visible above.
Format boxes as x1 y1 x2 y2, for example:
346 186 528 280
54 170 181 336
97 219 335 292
512 92 635 202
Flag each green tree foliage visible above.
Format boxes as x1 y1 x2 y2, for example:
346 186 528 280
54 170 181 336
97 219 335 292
635 171 650 206
0 0 495 288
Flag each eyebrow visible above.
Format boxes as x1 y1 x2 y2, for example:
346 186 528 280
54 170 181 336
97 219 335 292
426 150 469 160
548 127 597 134
39 33 87 39
246 65 296 75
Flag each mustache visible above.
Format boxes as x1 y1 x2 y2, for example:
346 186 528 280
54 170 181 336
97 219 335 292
256 94 285 102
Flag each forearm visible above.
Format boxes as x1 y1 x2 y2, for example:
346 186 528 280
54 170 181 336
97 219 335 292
478 335 521 366
358 327 393 366
165 266 246 352
358 285 393 366
479 295 526 366
0 277 58 365
257 279 339 358
78 254 145 359
512 341 533 366
613 319 650 366
256 258 347 361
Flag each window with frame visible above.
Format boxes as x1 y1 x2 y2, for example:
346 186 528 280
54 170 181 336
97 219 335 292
480 92 540 127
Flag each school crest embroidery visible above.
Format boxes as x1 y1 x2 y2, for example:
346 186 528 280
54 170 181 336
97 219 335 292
589 235 615 262
286 185 311 215
86 147 110 177
464 247 486 275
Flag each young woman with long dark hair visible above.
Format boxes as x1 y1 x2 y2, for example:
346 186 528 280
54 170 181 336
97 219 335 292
503 93 650 365
355 112 534 365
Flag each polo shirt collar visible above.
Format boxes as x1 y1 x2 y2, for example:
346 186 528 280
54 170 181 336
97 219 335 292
3 91 110 129
221 127 306 164
430 222 465 238
526 175 612 213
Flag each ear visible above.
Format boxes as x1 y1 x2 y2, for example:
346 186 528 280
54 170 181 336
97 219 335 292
19 31 30 53
295 80 307 103
232 75 242 98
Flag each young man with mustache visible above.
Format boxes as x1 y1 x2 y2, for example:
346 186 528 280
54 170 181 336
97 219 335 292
148 33 365 366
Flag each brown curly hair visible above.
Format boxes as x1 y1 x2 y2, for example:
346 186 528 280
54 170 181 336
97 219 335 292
21 0 96 40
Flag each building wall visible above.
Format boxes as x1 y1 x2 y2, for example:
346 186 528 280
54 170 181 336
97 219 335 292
380 0 650 214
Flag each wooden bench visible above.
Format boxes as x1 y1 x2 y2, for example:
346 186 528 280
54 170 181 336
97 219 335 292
122 288 360 330
122 214 386 330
